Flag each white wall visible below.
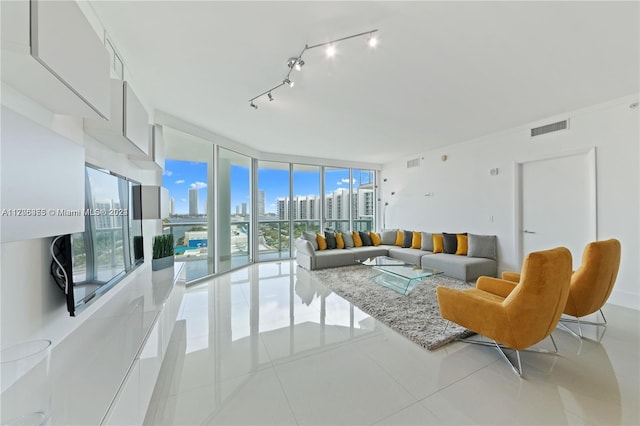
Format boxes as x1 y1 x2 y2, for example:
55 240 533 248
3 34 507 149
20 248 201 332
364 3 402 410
381 95 639 310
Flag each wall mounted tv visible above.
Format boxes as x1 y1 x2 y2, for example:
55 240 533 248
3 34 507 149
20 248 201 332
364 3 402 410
50 164 144 316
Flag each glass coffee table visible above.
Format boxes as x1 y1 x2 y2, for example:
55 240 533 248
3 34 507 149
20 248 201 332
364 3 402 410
360 256 443 295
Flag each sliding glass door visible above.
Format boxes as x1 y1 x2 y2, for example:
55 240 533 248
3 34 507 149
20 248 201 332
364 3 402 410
257 161 291 261
218 147 252 273
292 165 321 238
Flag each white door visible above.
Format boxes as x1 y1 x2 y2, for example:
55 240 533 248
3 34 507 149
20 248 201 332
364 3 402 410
520 150 596 269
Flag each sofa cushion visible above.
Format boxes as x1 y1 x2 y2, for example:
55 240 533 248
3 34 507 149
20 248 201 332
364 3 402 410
442 232 458 254
402 230 413 248
359 231 373 246
325 231 337 249
411 231 422 249
315 249 356 269
336 232 345 249
370 232 382 246
348 246 390 261
455 234 468 255
316 234 327 250
342 231 355 248
421 232 433 251
303 231 318 251
381 230 397 245
421 253 497 281
388 247 430 265
352 231 363 247
467 233 497 260
433 234 444 253
395 231 404 246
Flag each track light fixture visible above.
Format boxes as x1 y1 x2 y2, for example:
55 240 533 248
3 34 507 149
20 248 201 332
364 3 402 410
287 57 305 71
248 29 378 109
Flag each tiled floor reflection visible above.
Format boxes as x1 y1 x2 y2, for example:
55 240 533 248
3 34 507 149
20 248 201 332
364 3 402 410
144 261 639 425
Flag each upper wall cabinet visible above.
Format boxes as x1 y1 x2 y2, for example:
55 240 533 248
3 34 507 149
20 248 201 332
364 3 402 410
84 80 151 159
1 1 111 120
1 107 85 243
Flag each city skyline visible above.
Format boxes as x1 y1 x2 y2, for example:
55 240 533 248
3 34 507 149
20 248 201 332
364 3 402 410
163 159 374 216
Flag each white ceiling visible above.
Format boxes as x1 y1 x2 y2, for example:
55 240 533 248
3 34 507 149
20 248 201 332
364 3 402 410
89 1 639 165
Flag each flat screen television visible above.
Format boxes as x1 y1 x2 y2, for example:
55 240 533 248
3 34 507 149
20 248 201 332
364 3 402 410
50 164 144 316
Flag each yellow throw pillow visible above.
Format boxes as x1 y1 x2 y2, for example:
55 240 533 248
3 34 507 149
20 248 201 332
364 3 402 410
456 234 468 255
352 231 363 247
411 231 422 249
336 232 345 249
316 234 327 250
395 230 404 246
370 232 381 246
432 234 444 253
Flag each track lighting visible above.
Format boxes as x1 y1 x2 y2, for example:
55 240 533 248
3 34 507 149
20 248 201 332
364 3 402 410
326 44 336 58
368 32 378 48
288 57 305 71
248 29 378 109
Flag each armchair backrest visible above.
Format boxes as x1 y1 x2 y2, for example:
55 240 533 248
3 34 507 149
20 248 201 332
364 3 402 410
565 239 621 317
503 247 572 349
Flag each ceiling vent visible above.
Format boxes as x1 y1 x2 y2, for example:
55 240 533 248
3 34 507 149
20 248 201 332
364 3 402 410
406 158 420 168
530 119 569 137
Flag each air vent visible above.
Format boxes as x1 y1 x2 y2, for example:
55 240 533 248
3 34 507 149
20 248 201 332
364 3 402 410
406 158 420 168
530 120 569 137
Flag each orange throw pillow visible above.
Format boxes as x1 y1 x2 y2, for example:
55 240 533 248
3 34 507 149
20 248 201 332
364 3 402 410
432 234 444 253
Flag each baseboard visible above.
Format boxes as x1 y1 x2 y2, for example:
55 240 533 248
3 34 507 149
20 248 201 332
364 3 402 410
607 290 639 311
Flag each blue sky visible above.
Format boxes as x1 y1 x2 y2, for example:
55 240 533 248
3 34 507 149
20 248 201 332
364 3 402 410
163 160 372 215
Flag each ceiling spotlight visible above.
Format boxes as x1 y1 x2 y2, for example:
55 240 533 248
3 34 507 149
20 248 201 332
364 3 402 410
287 57 305 71
250 101 257 109
283 78 294 87
368 33 378 48
326 44 336 58
268 93 274 101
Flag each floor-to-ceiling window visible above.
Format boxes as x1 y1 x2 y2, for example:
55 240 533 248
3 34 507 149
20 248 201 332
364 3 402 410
292 165 321 238
257 161 291 261
162 126 377 281
218 147 252 273
324 167 351 233
352 169 375 231
162 127 213 282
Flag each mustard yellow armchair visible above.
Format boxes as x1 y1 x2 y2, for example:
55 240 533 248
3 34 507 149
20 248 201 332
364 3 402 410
437 247 572 376
502 239 621 338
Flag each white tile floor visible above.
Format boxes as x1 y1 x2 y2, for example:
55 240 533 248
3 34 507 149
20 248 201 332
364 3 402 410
144 261 639 425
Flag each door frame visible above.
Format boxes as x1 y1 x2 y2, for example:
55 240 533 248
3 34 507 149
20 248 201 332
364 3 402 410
513 147 598 266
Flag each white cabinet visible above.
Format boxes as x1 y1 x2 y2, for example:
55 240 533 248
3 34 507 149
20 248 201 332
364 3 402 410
1 1 111 119
0 107 85 243
84 80 151 159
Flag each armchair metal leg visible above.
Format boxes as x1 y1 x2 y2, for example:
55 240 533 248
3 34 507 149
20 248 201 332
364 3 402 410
458 334 559 377
560 309 608 338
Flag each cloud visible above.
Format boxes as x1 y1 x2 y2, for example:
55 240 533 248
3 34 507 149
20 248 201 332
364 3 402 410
163 170 173 176
175 179 185 184
180 198 187 202
337 178 357 185
190 181 207 189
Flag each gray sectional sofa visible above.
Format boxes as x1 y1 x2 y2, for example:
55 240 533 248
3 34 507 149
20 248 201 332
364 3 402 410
295 230 497 282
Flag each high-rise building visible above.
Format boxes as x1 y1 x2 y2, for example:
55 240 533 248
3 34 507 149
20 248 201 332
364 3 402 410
241 202 247 216
170 197 175 215
189 188 198 216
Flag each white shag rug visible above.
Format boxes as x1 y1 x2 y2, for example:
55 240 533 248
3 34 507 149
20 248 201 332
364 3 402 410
308 264 475 350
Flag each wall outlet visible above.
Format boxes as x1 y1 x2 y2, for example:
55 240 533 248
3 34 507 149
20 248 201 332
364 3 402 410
488 216 494 222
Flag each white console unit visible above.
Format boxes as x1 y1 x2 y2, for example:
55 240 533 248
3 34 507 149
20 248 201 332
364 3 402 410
0 0 111 120
84 80 151 159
